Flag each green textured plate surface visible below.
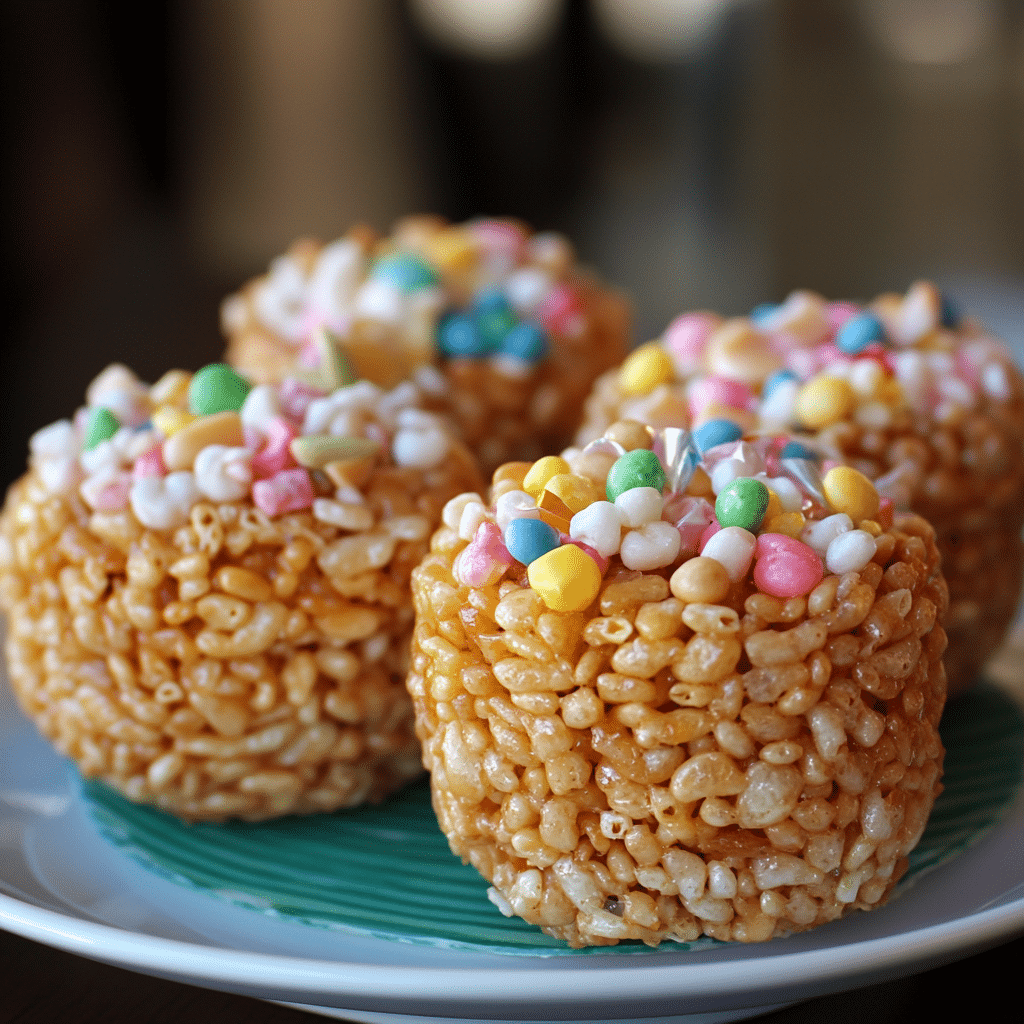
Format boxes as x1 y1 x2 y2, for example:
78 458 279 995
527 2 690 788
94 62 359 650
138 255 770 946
83 681 1024 956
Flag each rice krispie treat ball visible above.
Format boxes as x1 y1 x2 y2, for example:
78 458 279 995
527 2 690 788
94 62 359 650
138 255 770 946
0 362 482 821
221 216 630 475
409 425 947 946
578 282 1024 694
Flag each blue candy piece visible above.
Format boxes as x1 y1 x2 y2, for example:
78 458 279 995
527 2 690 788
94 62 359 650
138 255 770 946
472 288 517 351
763 369 799 399
692 418 744 454
504 517 561 565
499 322 549 363
779 440 821 462
437 313 487 358
940 292 961 328
835 312 884 355
750 303 777 325
371 253 439 293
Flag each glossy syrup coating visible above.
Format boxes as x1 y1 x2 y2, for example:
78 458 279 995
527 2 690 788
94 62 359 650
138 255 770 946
577 283 1024 694
0 362 483 821
407 428 948 946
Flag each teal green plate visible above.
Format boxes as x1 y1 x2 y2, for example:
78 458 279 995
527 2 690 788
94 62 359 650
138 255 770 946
83 681 1024 956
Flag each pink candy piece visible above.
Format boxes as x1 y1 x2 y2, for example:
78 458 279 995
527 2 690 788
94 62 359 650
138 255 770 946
688 376 755 420
471 219 527 259
133 446 165 479
753 533 823 598
458 521 515 587
664 313 718 373
826 301 861 333
252 468 314 518
699 519 722 553
251 417 299 479
91 473 133 512
537 284 584 338
279 377 326 422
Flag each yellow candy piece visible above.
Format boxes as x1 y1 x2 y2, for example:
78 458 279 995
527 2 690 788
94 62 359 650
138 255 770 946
528 544 602 612
763 489 783 524
153 406 196 437
618 342 674 398
424 228 476 273
543 473 602 514
523 456 572 498
795 376 855 430
859 519 883 537
538 489 574 534
150 369 191 408
822 466 880 523
766 511 805 539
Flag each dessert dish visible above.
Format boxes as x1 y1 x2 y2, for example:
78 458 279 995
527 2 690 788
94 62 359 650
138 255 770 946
221 216 630 475
0 360 482 821
578 282 1024 693
408 422 947 946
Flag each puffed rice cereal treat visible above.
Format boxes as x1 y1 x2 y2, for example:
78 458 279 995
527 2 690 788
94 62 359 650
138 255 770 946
409 425 947 945
222 216 630 475
577 282 1024 694
0 361 482 821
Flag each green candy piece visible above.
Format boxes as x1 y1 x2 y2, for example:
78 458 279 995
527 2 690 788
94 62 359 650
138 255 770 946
715 477 770 532
83 407 120 452
606 449 666 502
188 363 252 416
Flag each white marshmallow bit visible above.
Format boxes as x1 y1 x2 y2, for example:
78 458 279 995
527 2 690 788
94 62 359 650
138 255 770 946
801 513 853 555
194 445 253 502
495 490 539 531
701 527 756 582
569 501 622 558
130 472 200 531
614 487 664 528
826 530 877 574
306 238 362 322
30 419 78 459
620 521 681 571
254 255 307 341
457 501 492 541
442 493 486 531
354 279 404 325
241 384 282 435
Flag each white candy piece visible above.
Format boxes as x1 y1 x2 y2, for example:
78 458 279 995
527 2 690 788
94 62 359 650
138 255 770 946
620 521 681 571
504 267 552 314
569 500 622 558
241 384 282 435
759 379 798 427
392 423 450 468
982 362 1010 401
701 526 757 582
80 438 123 476
711 458 744 495
254 255 307 341
353 278 404 325
614 487 664 528
194 445 253 502
30 419 78 459
753 473 802 513
80 467 131 511
495 490 539 531
413 363 450 398
443 492 486 531
377 382 422 427
37 455 82 494
303 381 385 435
801 513 853 556
130 472 200 531
305 238 363 322
825 530 877 574
457 501 492 541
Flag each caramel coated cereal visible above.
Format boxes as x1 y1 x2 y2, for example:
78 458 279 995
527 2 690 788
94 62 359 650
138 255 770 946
0 362 482 821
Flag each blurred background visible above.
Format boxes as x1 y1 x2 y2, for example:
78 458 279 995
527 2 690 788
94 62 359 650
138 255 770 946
4 0 1024 490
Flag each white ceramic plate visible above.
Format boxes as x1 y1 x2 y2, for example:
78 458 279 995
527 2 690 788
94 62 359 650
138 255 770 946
2 652 1024 1024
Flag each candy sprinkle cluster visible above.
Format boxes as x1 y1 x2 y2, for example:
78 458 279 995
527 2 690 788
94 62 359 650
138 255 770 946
29 353 457 528
222 217 629 475
445 420 888 615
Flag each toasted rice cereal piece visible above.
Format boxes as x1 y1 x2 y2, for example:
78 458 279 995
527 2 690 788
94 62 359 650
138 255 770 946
0 364 482 821
576 283 1024 694
223 217 629 475
408 437 947 946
